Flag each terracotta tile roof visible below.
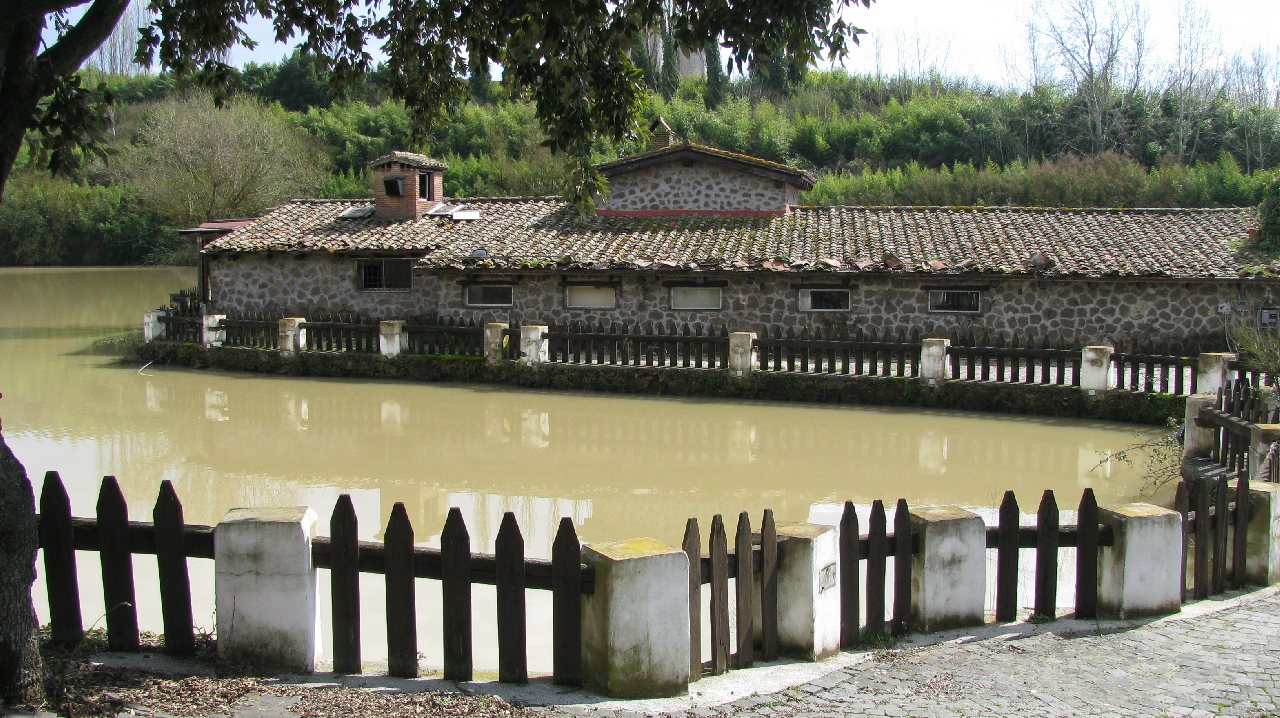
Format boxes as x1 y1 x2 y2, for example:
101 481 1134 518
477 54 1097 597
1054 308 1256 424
368 151 447 170
204 198 1268 280
596 142 817 190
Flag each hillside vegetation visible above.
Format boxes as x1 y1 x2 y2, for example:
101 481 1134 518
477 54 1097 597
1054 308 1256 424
4 49 1279 265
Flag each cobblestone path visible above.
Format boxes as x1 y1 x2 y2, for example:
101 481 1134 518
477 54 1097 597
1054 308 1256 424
548 590 1280 718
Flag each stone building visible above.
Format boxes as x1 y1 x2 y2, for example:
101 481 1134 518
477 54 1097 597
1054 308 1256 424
203 140 1278 346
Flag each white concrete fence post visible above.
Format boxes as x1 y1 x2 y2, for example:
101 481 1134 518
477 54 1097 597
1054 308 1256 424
919 338 950 386
143 310 166 343
483 322 507 366
520 324 548 367
1249 424 1280 484
1182 394 1218 459
909 507 985 632
202 314 226 348
214 507 319 672
580 537 690 698
1080 345 1114 393
773 522 841 661
1197 352 1235 398
729 331 756 377
1098 503 1183 619
1247 482 1280 585
378 320 406 358
278 317 306 357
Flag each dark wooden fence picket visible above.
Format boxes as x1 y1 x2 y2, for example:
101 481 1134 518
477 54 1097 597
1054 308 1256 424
153 480 194 655
384 503 417 678
1193 480 1210 599
734 512 754 669
1074 489 1099 620
865 500 887 636
330 494 361 674
441 508 473 682
839 501 859 647
892 499 912 636
97 476 139 652
1212 475 1229 594
495 512 527 684
551 517 583 686
683 519 701 681
760 509 779 662
1233 475 1249 589
1034 490 1059 621
995 490 1019 623
39 471 82 646
1175 481 1190 603
708 514 730 675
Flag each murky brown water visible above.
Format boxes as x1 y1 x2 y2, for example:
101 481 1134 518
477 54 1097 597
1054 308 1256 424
1 267 1164 674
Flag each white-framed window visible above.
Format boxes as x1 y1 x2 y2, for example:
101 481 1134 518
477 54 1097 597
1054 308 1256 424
565 285 616 309
357 258 412 291
418 173 434 200
383 177 404 197
799 288 850 312
670 286 722 310
465 284 514 307
927 289 982 314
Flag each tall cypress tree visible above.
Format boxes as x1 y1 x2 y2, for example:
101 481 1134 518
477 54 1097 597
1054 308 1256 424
632 33 658 91
468 48 492 104
704 44 725 110
658 25 680 101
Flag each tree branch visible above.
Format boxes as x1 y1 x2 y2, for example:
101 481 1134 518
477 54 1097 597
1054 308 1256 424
36 0 130 79
14 0 90 20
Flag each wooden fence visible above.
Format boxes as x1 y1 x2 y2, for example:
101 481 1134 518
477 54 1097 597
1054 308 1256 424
1111 344 1199 395
544 321 730 368
1175 475 1252 600
219 312 278 350
947 334 1080 386
157 291 202 344
404 317 485 358
300 314 380 354
34 473 594 684
1196 380 1280 481
754 327 920 377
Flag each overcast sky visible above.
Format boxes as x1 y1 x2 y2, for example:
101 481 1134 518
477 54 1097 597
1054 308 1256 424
152 0 1280 89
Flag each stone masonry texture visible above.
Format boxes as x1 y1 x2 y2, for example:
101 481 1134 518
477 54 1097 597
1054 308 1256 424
209 254 1275 345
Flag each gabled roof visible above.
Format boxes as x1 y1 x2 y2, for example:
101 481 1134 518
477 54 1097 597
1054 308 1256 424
204 198 1268 281
596 142 817 191
368 151 448 171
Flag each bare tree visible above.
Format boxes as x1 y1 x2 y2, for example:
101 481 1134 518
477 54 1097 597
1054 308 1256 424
1226 49 1280 172
1029 0 1150 154
1161 0 1223 162
87 0 151 76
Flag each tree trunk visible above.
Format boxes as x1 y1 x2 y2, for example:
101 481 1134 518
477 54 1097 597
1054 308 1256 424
0 19 46 202
0 433 43 707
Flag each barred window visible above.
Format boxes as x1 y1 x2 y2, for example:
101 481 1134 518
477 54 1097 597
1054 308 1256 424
357 259 411 290
927 289 981 313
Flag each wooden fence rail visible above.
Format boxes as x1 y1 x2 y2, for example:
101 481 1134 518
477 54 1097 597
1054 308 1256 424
544 322 730 368
755 327 919 377
1111 349 1198 395
219 314 279 350
34 473 594 685
300 315 379 353
404 317 484 357
947 336 1080 386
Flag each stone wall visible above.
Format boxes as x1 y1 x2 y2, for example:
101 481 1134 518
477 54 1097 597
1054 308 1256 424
598 162 798 212
209 254 1277 344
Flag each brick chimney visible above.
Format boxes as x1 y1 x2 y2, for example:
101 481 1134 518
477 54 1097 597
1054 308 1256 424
369 151 448 221
649 116 674 150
